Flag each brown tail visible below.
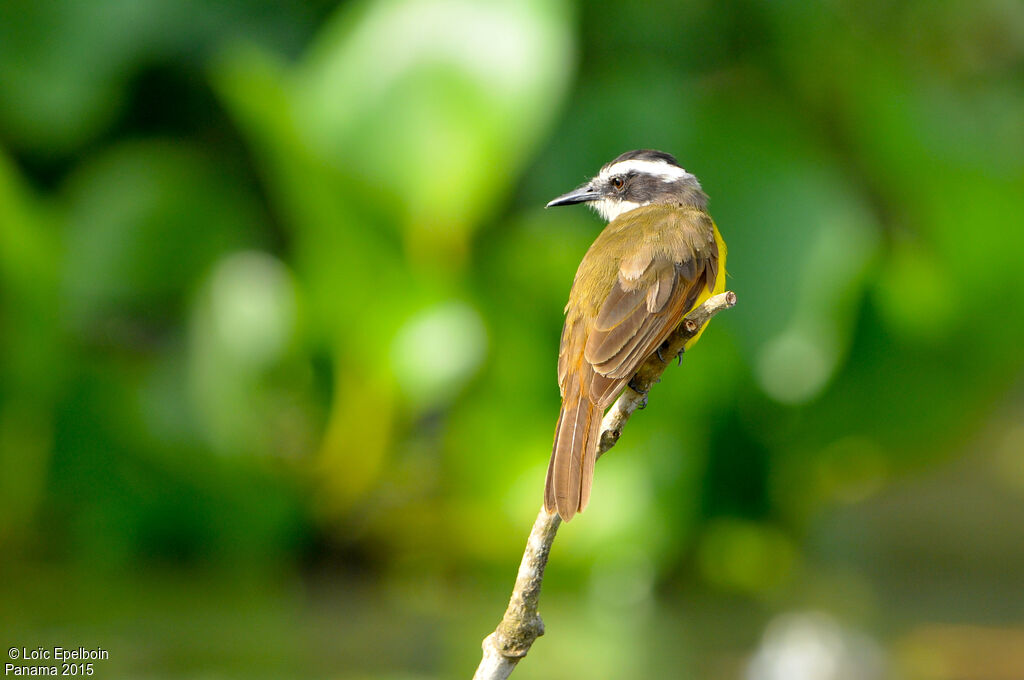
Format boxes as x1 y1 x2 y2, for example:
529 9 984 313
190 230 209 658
544 394 602 521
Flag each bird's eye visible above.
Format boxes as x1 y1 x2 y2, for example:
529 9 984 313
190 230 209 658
611 176 625 190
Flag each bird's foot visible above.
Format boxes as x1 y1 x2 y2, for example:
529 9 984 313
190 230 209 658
626 377 650 408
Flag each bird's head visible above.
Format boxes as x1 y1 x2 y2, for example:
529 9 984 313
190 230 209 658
545 149 707 221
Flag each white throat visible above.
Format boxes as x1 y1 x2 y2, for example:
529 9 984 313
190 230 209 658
592 198 646 222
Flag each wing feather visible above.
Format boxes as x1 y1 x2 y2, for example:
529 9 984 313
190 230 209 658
585 260 703 384
648 261 677 312
592 283 646 331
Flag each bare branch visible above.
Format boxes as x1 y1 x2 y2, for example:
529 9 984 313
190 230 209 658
473 291 737 680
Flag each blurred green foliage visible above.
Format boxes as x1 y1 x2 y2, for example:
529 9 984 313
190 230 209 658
2 0 1024 678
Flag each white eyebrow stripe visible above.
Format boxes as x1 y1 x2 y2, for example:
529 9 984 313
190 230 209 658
599 159 690 182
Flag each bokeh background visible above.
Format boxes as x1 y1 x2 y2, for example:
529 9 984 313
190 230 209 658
2 1 1024 678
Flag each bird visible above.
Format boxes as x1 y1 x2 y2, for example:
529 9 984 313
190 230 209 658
543 149 727 521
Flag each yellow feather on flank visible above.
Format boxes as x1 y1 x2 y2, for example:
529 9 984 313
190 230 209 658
682 221 728 352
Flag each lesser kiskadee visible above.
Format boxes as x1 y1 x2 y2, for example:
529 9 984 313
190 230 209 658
543 149 727 521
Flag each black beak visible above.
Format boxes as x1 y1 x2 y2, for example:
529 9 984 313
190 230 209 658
545 183 601 208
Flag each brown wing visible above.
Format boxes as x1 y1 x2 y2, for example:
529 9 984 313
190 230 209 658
573 208 719 408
